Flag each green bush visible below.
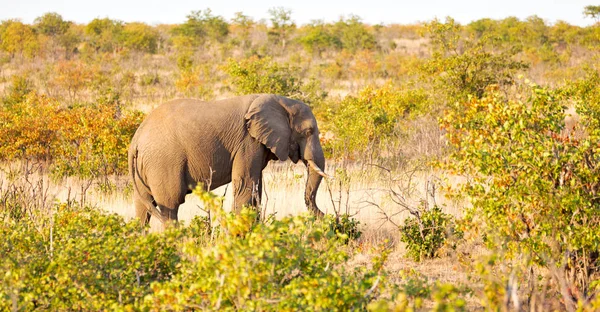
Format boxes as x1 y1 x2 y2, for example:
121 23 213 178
399 206 458 261
327 214 362 243
224 55 326 106
0 188 389 311
368 270 469 311
0 204 181 310
441 81 600 310
143 188 380 311
225 55 300 94
297 21 341 55
1 74 33 107
421 17 528 103
332 15 376 52
122 22 159 53
327 83 430 159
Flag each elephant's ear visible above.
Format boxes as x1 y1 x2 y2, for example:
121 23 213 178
244 95 291 161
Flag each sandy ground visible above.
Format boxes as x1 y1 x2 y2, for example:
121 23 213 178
1 161 463 231
42 162 463 233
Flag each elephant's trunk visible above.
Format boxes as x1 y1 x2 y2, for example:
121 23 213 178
304 143 326 217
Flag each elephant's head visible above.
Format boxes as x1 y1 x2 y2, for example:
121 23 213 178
245 94 326 216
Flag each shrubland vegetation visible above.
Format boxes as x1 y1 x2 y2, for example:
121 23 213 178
1 5 600 310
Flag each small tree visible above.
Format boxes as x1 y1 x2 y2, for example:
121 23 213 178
58 23 82 59
333 15 376 52
421 17 528 103
297 20 340 56
173 9 229 45
35 13 81 59
267 7 295 50
231 12 255 48
34 13 70 36
85 18 124 53
0 20 40 59
122 22 159 53
583 5 600 22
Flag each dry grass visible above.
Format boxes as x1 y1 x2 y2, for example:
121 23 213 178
8 160 461 223
0 160 465 230
100 162 465 233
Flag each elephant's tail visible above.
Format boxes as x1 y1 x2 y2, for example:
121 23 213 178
129 146 165 223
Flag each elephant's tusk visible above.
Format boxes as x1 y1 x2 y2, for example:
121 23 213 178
307 160 329 178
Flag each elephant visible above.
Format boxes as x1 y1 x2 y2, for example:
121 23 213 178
128 94 327 228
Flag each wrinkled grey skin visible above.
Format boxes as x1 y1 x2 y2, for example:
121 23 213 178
128 94 326 228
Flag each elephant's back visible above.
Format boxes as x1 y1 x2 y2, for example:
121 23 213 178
134 94 262 146
151 95 260 119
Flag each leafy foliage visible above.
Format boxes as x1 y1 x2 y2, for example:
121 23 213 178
173 9 229 45
225 55 301 95
224 55 326 106
421 17 528 102
85 18 123 53
0 204 181 310
441 81 600 309
327 214 362 243
297 20 340 55
1 74 32 107
399 205 459 261
0 189 390 311
122 22 159 53
333 15 376 52
327 83 430 158
0 90 143 179
368 269 469 311
0 20 40 58
583 5 600 21
146 214 377 310
34 12 70 37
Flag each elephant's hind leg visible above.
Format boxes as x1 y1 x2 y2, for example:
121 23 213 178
158 206 180 231
134 195 152 226
153 187 186 231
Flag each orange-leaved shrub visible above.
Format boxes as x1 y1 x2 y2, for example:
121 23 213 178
0 89 143 179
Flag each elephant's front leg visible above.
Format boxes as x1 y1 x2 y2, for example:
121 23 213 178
232 175 262 213
231 155 263 214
